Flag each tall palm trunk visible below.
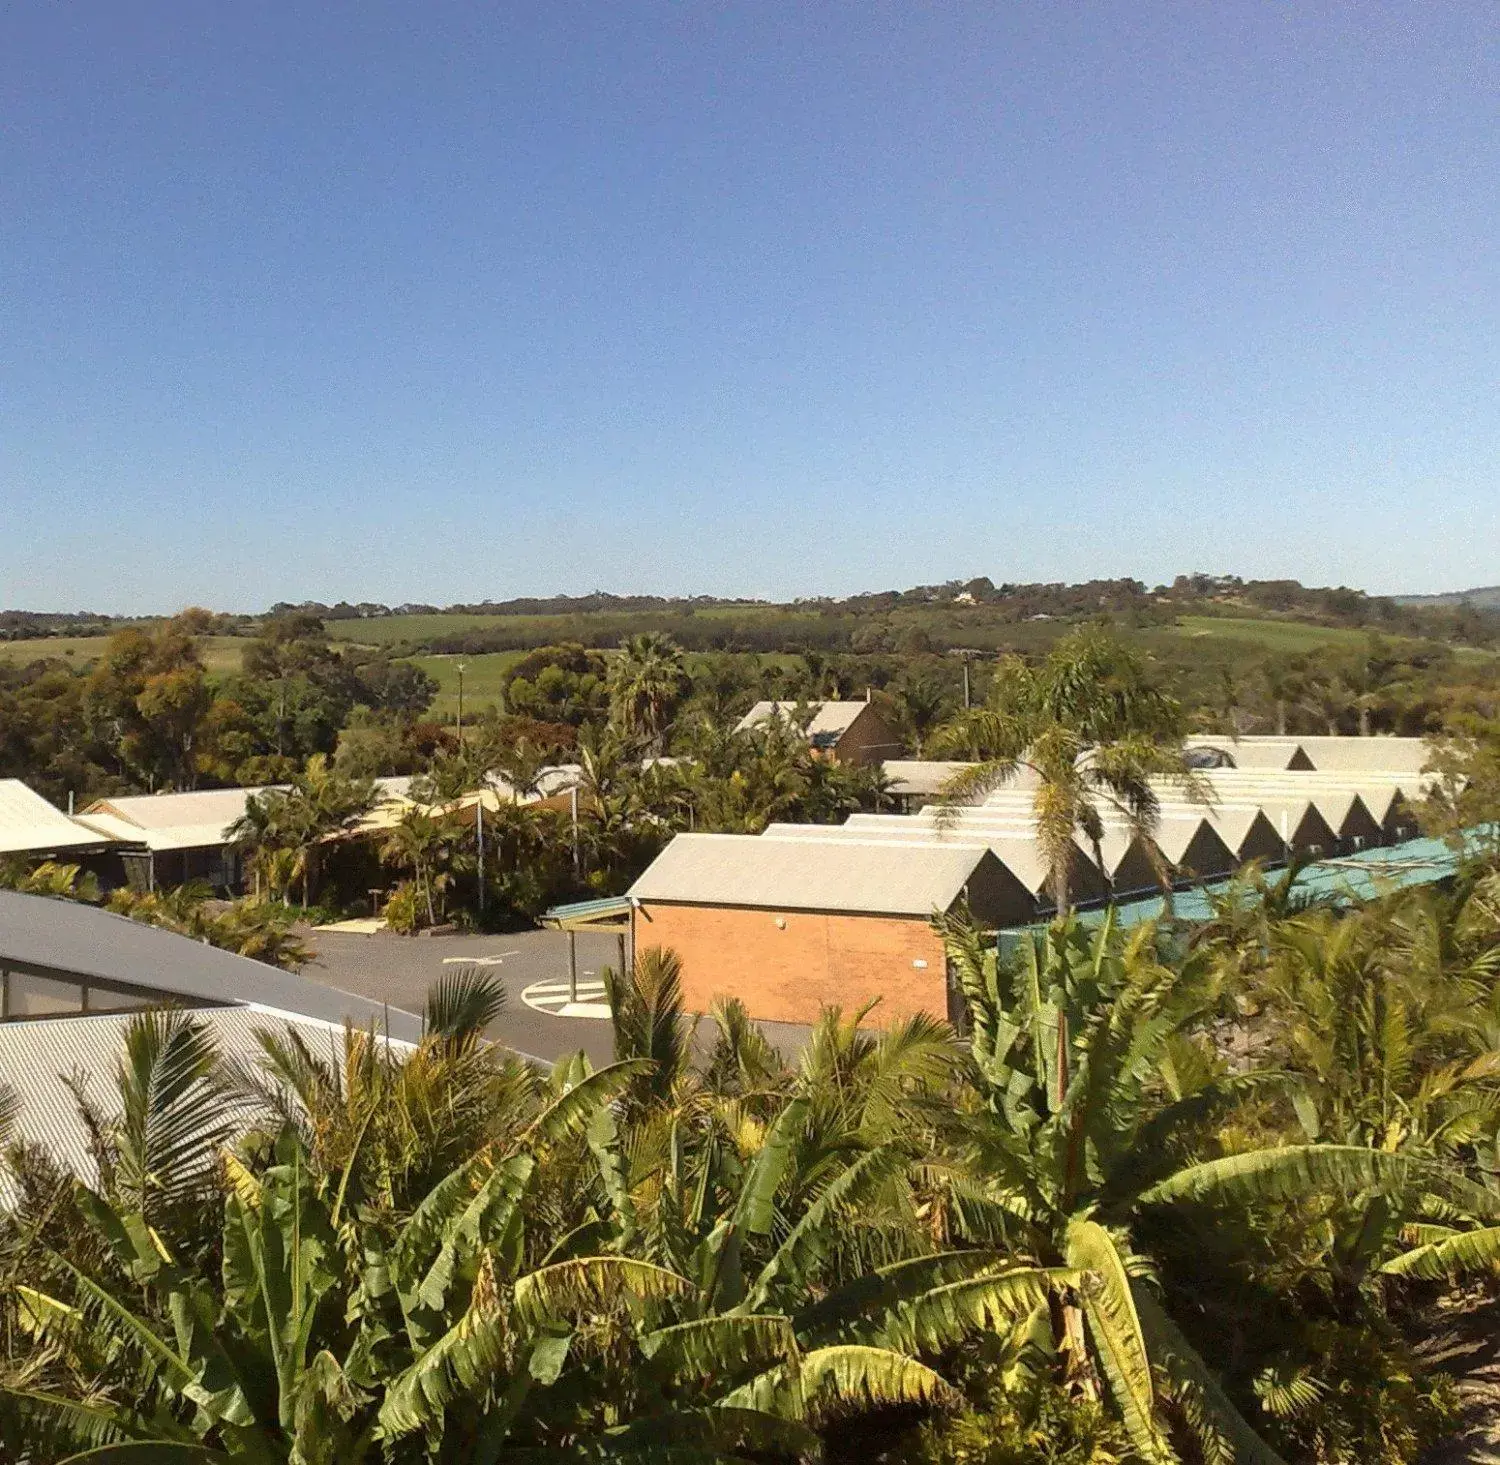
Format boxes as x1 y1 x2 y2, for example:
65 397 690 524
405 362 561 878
421 862 436 926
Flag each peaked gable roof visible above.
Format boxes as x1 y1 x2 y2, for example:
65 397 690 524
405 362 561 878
0 780 112 856
734 700 883 748
630 830 998 916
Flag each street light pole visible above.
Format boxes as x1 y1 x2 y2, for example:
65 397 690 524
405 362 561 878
455 662 467 743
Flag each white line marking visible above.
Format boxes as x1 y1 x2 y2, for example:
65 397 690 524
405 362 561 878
440 952 518 965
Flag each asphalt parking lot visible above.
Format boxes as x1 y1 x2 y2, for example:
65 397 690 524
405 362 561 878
302 926 624 1067
299 925 817 1070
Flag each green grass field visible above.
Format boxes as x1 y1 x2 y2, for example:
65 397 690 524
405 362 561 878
1158 615 1393 652
323 614 536 648
0 635 248 675
410 652 527 718
324 605 794 649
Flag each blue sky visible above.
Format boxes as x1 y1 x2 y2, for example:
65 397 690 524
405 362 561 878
1 2 1496 612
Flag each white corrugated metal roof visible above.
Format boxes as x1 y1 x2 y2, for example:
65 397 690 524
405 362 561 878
79 787 276 851
884 810 1152 881
1185 737 1312 770
0 780 113 855
735 700 876 741
629 830 994 915
766 818 1107 901
1244 735 1432 775
0 889 422 1038
0 1006 413 1197
881 760 980 797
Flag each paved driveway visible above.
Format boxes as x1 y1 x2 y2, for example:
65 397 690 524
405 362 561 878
301 927 624 1067
299 925 817 1070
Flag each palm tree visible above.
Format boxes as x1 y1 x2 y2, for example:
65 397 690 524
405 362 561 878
228 755 376 907
931 630 1203 912
607 633 688 753
604 945 690 1114
490 733 555 805
5 1008 994 1464
380 805 455 927
888 672 949 756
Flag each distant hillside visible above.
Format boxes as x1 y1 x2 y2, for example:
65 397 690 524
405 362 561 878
1395 586 1500 609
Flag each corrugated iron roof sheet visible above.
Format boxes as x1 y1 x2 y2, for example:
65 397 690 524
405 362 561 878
764 818 1106 901
1061 827 1493 935
1255 735 1432 775
79 787 278 851
735 700 876 741
0 889 422 1039
881 760 979 796
0 780 113 855
629 831 994 915
0 1006 413 1197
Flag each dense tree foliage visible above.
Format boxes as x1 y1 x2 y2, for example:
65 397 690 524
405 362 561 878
8 866 1500 1462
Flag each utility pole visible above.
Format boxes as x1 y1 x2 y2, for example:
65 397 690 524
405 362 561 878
962 654 971 709
455 662 467 743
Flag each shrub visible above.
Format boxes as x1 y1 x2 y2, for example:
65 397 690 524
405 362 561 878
383 880 422 933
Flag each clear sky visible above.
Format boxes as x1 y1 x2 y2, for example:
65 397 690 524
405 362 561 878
1 2 1496 613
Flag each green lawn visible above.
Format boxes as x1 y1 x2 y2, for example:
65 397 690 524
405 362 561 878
324 613 540 647
410 651 527 718
1159 615 1393 652
0 635 248 675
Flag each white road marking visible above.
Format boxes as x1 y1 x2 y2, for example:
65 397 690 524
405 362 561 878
441 952 518 965
521 977 610 1020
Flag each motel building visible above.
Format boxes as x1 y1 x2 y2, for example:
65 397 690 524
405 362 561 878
626 831 1034 1026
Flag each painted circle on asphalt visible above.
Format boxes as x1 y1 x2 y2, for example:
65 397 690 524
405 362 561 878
521 977 611 1021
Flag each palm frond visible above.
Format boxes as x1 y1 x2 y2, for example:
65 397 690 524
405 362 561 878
113 1011 235 1215
424 967 506 1046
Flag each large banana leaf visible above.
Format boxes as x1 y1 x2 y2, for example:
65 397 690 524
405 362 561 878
524 1059 656 1149
1381 1223 1500 1278
698 1096 808 1311
1140 1144 1500 1216
880 1267 1066 1355
793 1247 1009 1342
513 1256 694 1325
59 1448 230 1464
376 1283 512 1437
1066 1220 1173 1465
641 1314 799 1379
742 1143 909 1312
719 1343 953 1418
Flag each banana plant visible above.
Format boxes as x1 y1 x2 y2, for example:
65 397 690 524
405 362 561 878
937 909 1500 1465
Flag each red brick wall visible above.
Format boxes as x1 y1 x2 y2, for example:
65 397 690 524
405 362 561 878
633 901 949 1026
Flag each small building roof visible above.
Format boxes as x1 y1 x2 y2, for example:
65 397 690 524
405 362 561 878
78 787 277 852
0 889 422 1039
881 760 980 797
0 780 113 856
735 700 877 748
1184 737 1314 771
773 817 1110 904
629 830 999 917
1245 735 1432 776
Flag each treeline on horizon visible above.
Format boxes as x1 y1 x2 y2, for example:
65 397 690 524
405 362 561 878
5 571 1499 650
